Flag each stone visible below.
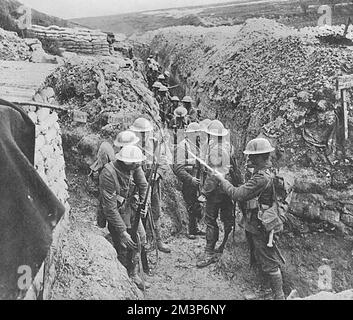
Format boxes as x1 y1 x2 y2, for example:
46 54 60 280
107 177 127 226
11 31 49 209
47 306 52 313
320 210 340 224
341 214 353 227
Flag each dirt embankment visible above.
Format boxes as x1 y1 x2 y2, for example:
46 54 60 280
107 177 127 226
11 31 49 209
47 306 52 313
133 18 353 296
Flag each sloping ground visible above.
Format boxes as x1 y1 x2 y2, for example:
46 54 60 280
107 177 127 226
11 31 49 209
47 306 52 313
0 0 75 34
0 60 57 101
49 171 143 300
0 27 31 60
73 1 353 36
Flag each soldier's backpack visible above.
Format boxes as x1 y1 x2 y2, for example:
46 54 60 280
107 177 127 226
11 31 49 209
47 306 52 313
257 170 294 233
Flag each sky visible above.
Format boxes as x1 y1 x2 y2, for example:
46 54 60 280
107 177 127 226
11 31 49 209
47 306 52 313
19 0 244 19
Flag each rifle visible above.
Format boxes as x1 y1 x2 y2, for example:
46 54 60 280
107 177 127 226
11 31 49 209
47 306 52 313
127 145 159 284
193 135 202 197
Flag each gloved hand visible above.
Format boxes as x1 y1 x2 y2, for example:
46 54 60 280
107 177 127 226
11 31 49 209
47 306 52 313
121 231 137 250
191 177 200 187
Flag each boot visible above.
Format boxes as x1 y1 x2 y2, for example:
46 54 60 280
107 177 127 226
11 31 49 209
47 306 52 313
268 269 285 300
196 251 218 268
187 215 198 239
157 240 171 253
188 215 205 238
154 219 171 253
130 260 151 291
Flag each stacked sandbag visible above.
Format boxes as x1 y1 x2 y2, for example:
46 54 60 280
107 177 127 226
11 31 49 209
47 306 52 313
22 88 69 207
27 25 110 56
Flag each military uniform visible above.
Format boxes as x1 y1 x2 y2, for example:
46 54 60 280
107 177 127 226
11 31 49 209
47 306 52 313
186 106 198 123
173 138 203 236
99 160 147 271
139 131 171 250
169 116 190 130
202 174 234 254
198 142 242 266
217 163 282 273
159 95 172 126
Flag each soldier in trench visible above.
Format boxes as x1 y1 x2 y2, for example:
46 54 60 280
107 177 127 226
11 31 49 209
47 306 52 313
172 122 206 239
212 138 286 300
182 95 199 123
169 106 190 130
158 85 172 127
130 117 172 254
98 145 151 290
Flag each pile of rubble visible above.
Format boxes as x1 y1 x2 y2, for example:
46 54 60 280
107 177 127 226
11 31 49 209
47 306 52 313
301 24 353 42
137 18 353 232
27 25 110 56
288 289 353 300
0 27 31 61
43 54 158 137
0 26 59 63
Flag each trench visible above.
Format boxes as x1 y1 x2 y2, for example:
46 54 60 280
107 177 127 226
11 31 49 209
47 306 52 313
129 24 353 299
10 19 352 300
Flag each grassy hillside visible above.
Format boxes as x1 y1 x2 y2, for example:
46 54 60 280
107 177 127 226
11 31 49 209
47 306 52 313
73 0 353 36
0 0 83 35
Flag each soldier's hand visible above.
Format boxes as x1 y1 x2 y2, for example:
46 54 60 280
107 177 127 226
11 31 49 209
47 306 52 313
121 231 137 250
191 177 200 187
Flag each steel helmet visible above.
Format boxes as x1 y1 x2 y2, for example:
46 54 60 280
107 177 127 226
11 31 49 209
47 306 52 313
158 85 169 92
185 122 201 133
243 138 275 155
130 118 153 132
164 71 170 78
152 81 162 89
174 106 188 117
206 120 229 137
199 119 212 132
114 130 140 147
182 96 193 103
157 74 165 80
116 145 146 163
171 96 180 102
